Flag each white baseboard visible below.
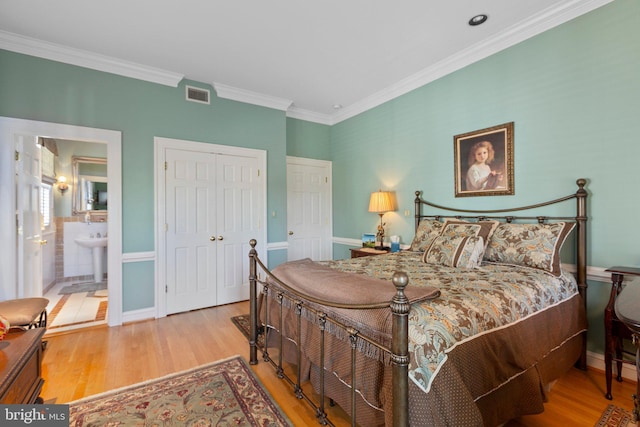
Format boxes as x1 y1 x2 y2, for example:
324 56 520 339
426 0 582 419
587 350 637 381
121 307 156 324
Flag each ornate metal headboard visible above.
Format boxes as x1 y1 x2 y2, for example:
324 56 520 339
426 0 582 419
414 178 588 303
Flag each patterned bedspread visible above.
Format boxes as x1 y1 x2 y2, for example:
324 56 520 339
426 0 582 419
321 250 579 394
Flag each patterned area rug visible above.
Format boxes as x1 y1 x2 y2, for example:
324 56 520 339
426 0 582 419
58 281 107 294
231 313 264 346
595 405 637 427
68 355 292 426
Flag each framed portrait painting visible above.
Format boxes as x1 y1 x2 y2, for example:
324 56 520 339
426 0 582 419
454 122 514 197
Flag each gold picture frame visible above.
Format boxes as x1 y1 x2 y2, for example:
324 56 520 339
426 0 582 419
454 122 514 197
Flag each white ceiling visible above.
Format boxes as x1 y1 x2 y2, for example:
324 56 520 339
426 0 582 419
0 0 611 124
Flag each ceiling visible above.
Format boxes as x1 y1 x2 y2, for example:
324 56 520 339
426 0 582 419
0 0 610 124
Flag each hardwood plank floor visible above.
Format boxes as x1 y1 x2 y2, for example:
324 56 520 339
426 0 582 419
42 301 637 426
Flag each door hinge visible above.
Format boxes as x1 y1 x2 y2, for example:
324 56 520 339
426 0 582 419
165 284 168 293
325 176 328 183
257 169 260 177
15 151 19 161
164 223 168 232
164 161 168 171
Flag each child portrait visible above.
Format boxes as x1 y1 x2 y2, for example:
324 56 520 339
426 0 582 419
454 122 514 197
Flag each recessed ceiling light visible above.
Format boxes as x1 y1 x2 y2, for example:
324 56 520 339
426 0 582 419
333 104 343 110
468 14 488 26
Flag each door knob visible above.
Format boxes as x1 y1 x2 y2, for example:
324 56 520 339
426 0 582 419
218 236 224 240
288 231 294 235
39 239 48 245
210 236 216 241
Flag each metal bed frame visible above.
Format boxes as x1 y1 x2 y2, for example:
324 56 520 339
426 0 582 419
248 178 588 426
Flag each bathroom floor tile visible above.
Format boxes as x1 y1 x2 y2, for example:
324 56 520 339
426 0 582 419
44 280 108 334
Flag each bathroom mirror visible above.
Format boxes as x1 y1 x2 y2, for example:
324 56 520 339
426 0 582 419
72 156 108 214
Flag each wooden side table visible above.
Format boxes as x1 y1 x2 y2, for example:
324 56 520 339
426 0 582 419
350 247 390 258
604 266 640 400
0 327 46 404
615 282 640 421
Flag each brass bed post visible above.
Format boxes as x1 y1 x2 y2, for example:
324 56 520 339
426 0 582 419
249 239 258 365
414 191 422 232
390 271 410 427
575 178 588 303
575 178 588 370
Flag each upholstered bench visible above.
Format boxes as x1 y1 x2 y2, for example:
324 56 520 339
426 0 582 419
0 297 48 330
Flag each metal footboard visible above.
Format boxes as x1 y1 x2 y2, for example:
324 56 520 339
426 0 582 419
248 239 410 427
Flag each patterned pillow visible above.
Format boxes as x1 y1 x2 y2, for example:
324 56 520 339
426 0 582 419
440 220 499 250
422 235 485 268
483 222 576 276
409 220 444 252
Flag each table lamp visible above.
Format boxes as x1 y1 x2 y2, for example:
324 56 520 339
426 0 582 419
368 190 397 250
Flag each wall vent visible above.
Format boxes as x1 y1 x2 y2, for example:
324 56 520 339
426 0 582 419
185 85 210 105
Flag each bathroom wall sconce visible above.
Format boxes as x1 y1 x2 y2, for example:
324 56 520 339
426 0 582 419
57 176 69 194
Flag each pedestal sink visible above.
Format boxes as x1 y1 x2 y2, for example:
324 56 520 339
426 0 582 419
75 237 108 283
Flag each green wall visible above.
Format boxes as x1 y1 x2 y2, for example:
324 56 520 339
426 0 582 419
330 0 640 353
286 117 331 160
0 51 288 311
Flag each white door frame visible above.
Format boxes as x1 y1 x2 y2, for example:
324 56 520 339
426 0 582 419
0 116 123 326
286 156 333 261
154 136 267 319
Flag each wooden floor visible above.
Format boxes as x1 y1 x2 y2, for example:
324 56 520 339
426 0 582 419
42 301 637 426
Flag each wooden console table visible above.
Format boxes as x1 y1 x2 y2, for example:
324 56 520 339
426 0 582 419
615 282 640 422
604 266 640 400
0 328 45 404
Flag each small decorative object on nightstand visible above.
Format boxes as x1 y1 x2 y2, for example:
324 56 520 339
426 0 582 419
604 266 640 400
615 278 640 422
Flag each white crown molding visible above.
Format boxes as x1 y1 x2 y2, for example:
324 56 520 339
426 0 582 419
213 82 293 111
331 0 613 124
0 30 184 87
286 106 333 125
0 0 612 123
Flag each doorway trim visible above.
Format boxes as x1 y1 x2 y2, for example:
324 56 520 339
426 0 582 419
154 136 267 318
0 116 123 326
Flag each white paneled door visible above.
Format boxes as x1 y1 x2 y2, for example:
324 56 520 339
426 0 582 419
164 146 263 315
215 154 261 305
286 157 332 261
16 135 43 299
165 148 217 314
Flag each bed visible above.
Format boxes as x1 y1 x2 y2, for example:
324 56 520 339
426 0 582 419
248 179 588 427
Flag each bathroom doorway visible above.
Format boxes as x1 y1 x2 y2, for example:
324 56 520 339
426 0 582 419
44 140 109 332
1 116 123 330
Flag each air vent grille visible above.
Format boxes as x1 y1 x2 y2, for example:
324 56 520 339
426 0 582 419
186 85 210 104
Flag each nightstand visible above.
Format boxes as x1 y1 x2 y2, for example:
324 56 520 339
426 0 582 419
604 266 640 400
350 248 390 258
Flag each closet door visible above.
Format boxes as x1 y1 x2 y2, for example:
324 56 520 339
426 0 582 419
215 154 261 305
163 145 264 314
165 148 217 314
